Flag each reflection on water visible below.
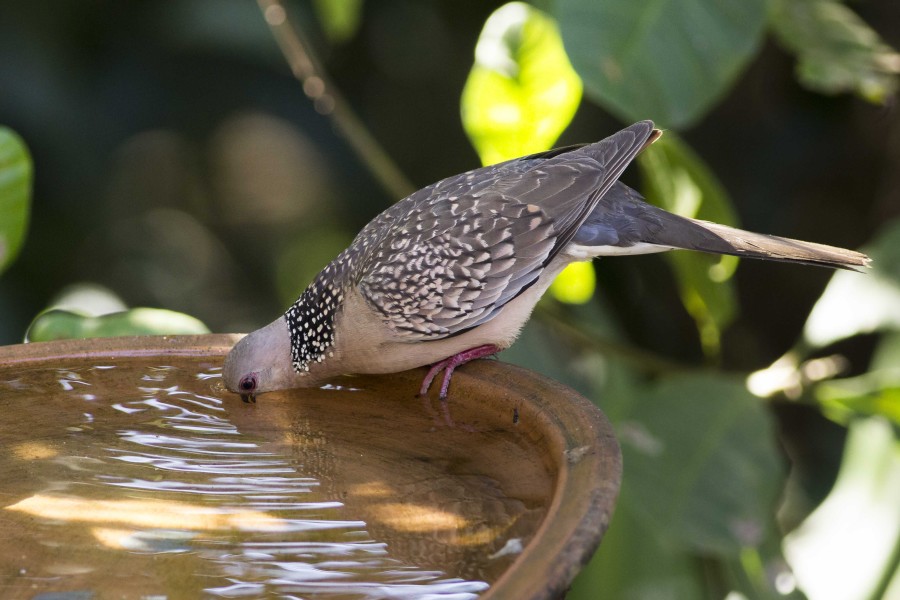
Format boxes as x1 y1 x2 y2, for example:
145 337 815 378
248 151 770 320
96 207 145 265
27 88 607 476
0 359 550 598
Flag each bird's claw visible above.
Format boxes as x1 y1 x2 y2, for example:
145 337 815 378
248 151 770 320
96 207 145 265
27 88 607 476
418 344 500 399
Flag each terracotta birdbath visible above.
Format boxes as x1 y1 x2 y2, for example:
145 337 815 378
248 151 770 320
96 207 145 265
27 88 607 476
0 334 620 599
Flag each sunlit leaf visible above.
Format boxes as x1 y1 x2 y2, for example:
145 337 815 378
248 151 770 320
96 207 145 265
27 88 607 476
555 0 766 129
619 374 782 554
313 0 364 44
803 218 900 348
461 2 582 166
26 308 210 342
816 374 900 427
0 127 32 276
770 0 900 103
784 418 900 600
549 261 595 305
887 561 900 600
814 332 900 426
638 133 740 356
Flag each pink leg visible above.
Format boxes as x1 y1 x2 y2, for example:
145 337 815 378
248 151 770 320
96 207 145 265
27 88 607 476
418 344 499 399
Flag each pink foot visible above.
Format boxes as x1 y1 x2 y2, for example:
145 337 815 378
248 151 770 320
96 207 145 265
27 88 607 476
419 344 499 399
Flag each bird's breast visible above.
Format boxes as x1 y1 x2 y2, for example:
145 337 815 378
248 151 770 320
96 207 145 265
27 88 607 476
326 258 570 376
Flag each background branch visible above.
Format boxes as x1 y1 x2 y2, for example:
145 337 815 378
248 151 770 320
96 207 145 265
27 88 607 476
257 0 416 201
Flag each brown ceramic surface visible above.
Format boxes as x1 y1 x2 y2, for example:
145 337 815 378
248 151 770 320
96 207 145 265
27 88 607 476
0 335 620 599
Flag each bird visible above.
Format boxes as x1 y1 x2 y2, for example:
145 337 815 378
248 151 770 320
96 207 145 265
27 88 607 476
223 120 870 403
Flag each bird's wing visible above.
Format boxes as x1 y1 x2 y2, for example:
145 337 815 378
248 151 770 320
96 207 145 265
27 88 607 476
494 121 658 262
357 121 657 341
357 191 556 339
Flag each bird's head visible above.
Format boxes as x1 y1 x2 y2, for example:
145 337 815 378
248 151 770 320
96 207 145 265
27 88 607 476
223 316 301 403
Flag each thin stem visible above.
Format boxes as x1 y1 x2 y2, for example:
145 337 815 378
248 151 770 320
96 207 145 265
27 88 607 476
257 0 416 201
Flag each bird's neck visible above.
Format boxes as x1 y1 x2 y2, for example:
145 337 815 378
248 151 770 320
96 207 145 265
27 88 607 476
284 254 359 374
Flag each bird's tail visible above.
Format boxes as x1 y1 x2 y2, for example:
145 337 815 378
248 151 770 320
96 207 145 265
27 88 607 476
642 207 871 271
574 176 869 271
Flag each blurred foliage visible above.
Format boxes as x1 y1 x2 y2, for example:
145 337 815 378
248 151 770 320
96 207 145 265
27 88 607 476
555 0 768 129
24 282 210 341
771 0 900 103
461 2 582 166
804 219 900 349
805 221 900 432
0 127 31 276
26 308 210 342
1 1 899 599
275 226 354 307
576 369 795 599
548 260 595 305
312 0 364 43
784 418 900 600
616 375 782 555
816 372 900 427
638 133 741 356
582 496 708 598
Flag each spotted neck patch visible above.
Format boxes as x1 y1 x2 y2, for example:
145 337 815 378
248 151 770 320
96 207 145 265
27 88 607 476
284 268 344 373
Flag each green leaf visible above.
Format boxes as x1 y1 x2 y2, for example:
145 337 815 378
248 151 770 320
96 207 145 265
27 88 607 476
814 332 900 426
569 500 705 599
770 0 900 104
461 2 582 166
26 308 210 342
638 133 740 356
312 0 364 44
816 375 900 427
555 0 766 129
0 127 33 276
784 418 900 600
803 217 900 348
619 374 782 554
549 261 596 305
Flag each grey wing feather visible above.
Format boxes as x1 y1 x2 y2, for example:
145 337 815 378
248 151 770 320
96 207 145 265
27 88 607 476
493 121 657 260
357 121 658 340
358 194 555 340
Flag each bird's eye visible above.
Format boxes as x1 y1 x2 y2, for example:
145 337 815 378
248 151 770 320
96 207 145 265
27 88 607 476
239 374 257 392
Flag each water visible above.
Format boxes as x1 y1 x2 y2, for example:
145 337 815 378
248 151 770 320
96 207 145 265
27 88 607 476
0 358 552 599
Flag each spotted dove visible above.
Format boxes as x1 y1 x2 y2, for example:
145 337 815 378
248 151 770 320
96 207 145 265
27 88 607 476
224 121 870 402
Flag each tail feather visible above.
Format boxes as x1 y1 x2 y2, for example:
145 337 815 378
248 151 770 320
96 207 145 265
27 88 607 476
675 218 871 271
575 178 870 271
635 205 872 271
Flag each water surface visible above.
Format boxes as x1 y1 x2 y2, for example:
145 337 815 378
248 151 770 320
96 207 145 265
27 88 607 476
0 358 552 599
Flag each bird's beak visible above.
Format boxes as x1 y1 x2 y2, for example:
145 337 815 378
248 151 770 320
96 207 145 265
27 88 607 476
241 393 256 404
